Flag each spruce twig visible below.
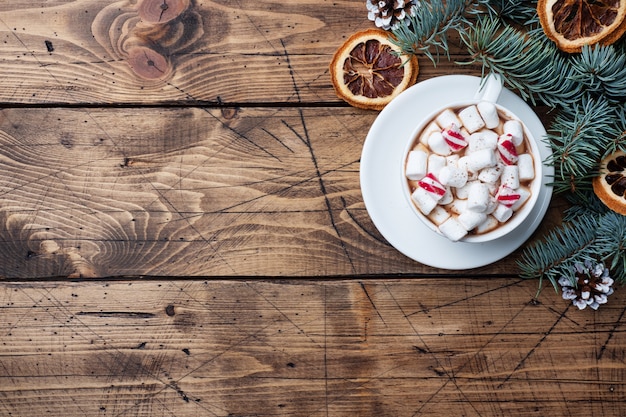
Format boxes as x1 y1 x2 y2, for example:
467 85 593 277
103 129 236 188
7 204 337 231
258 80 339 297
545 95 619 194
458 16 581 107
390 0 476 64
517 215 598 289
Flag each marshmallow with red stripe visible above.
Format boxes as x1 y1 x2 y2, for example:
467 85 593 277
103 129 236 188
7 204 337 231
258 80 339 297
517 153 535 181
439 186 454 205
510 186 531 211
417 173 447 202
503 119 524 146
495 184 521 207
497 133 519 165
477 101 500 129
405 149 428 180
441 123 468 152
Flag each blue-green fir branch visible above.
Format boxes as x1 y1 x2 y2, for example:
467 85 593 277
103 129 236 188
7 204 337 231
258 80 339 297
517 215 599 289
391 0 477 64
458 16 582 107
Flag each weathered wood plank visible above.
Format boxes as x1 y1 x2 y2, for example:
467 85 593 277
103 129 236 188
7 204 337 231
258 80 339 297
0 0 479 105
0 106 564 278
1 279 624 416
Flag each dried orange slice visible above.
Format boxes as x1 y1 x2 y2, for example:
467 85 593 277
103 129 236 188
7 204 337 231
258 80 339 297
538 0 626 53
593 150 626 215
330 29 418 110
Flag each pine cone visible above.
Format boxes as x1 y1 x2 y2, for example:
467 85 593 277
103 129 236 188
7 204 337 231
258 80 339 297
366 0 417 31
559 260 615 310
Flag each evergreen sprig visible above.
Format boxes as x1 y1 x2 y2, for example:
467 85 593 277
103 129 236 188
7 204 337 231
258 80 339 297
546 95 621 194
391 0 478 64
458 16 582 107
517 215 598 289
570 45 626 101
518 209 626 288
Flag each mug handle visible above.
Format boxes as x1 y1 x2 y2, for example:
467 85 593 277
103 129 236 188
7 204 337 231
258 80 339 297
474 73 503 103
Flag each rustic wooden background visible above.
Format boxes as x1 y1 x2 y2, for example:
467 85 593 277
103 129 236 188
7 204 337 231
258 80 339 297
0 1 624 416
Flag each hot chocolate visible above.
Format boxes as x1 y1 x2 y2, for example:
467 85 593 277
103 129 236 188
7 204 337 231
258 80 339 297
403 101 536 242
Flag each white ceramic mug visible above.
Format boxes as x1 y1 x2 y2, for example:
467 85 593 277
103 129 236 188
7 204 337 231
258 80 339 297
401 74 543 243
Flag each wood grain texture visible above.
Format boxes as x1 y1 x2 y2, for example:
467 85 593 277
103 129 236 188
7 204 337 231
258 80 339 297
1 1 618 416
0 0 478 105
1 279 625 416
0 106 566 278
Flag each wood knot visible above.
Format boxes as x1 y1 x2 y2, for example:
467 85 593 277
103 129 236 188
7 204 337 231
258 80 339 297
138 0 190 24
127 46 170 80
92 0 203 80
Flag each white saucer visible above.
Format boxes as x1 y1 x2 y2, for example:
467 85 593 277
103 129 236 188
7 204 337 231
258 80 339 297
360 75 554 269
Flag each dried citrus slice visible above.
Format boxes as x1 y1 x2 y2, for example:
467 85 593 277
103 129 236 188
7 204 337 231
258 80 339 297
593 150 626 215
330 29 418 110
538 0 626 53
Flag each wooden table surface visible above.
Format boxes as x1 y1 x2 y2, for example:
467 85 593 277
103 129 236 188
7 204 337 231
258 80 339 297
1 1 624 416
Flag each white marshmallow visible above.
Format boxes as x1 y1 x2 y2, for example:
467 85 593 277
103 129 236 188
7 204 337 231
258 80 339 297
467 148 497 172
411 187 438 215
427 206 451 225
485 196 498 214
478 165 502 184
405 150 428 180
468 129 498 153
475 215 499 234
419 121 441 146
446 198 467 215
438 165 468 188
428 131 451 156
457 156 478 180
427 154 447 177
439 187 454 205
510 186 531 211
503 119 524 146
458 211 487 231
438 217 468 242
436 109 461 130
477 101 500 129
458 105 485 133
446 154 460 167
501 165 520 189
518 153 535 181
492 204 513 222
455 180 478 199
467 182 491 213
